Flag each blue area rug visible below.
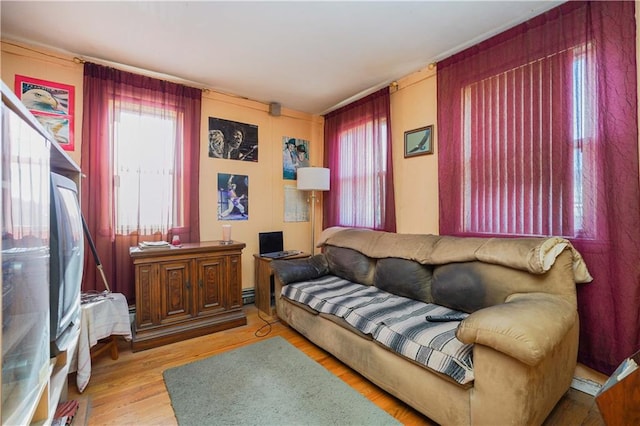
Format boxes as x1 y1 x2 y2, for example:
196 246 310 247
163 336 401 425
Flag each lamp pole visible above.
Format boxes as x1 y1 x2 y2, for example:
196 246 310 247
309 190 318 255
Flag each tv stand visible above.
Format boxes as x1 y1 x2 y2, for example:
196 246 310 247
44 325 80 422
1 81 82 425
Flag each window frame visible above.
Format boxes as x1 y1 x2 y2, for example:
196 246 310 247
110 98 183 235
459 43 597 240
334 117 389 229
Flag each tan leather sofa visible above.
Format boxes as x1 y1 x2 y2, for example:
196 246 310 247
272 227 592 425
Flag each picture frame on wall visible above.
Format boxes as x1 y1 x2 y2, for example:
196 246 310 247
208 117 259 161
282 136 309 180
217 173 249 220
404 125 433 158
15 75 75 151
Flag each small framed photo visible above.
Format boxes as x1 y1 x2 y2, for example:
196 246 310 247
15 75 75 151
404 125 433 158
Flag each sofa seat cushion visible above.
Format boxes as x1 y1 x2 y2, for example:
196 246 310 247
373 309 474 385
281 275 386 317
343 294 427 335
281 276 474 384
344 295 474 384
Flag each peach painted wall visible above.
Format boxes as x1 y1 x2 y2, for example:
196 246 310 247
389 66 439 235
1 41 84 167
198 91 324 269
0 40 324 292
4 10 640 288
392 4 640 234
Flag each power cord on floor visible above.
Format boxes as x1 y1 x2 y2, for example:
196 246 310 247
254 307 280 338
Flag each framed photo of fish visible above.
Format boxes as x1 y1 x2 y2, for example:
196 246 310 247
404 125 434 158
15 75 75 151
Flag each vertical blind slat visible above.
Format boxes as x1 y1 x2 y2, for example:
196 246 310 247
464 51 577 236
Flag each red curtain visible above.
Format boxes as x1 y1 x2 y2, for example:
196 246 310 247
438 1 639 375
81 63 201 302
323 88 396 231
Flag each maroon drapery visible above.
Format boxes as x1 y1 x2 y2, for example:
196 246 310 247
81 63 201 302
438 1 639 374
323 88 396 232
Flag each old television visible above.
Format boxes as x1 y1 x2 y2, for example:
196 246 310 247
49 172 84 354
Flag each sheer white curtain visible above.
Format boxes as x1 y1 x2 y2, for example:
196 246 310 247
81 62 201 300
323 88 396 231
113 108 177 235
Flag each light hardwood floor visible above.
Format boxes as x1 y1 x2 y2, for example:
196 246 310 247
68 305 605 425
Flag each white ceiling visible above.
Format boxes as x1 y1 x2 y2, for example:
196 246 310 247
1 1 564 115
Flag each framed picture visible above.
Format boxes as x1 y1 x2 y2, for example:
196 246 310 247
217 173 249 220
15 75 75 151
208 117 258 161
282 136 309 180
404 125 433 158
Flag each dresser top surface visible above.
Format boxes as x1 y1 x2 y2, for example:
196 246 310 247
130 240 245 258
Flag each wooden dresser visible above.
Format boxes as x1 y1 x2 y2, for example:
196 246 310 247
130 241 247 351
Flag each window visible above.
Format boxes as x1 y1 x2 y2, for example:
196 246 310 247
460 43 596 238
112 105 182 235
571 44 597 237
4 106 50 239
81 61 201 300
335 119 389 228
438 0 640 379
323 88 396 232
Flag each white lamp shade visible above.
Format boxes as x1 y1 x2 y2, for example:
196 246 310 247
297 167 330 191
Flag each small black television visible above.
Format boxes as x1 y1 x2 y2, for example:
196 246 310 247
49 172 84 355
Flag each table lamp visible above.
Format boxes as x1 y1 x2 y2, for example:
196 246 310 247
297 167 330 255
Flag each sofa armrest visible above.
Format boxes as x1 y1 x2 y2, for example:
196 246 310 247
456 293 577 366
270 254 329 285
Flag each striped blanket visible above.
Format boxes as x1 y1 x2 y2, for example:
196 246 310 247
281 277 474 385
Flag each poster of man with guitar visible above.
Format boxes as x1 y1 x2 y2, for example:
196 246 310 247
218 174 249 220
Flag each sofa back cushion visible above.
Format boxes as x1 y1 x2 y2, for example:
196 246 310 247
324 245 376 285
431 250 576 312
271 254 329 285
373 258 433 303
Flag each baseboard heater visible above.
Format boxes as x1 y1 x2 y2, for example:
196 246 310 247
570 376 602 396
242 288 255 305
